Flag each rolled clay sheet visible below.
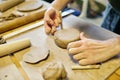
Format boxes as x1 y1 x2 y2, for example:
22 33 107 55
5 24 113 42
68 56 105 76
0 38 31 57
0 9 46 34
17 0 43 12
23 48 50 64
0 0 25 12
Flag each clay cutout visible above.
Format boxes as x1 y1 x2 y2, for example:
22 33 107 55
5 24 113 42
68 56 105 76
41 62 67 80
23 48 50 64
0 0 25 12
0 38 31 57
54 28 80 49
17 0 43 12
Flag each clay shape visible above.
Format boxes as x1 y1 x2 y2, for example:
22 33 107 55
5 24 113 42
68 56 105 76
0 0 25 12
0 38 31 57
17 0 43 12
54 28 80 49
42 62 67 80
23 47 50 64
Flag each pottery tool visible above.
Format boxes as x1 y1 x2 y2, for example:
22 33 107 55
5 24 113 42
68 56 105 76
60 11 63 30
71 64 101 70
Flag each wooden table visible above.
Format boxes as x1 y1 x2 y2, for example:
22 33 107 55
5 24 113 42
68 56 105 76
0 15 120 80
0 0 120 80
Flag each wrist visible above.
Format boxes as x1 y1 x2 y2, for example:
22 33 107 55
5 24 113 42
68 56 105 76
51 4 61 11
51 0 69 11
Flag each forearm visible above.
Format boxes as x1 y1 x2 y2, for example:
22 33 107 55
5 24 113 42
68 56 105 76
116 36 120 54
51 0 69 10
108 36 120 55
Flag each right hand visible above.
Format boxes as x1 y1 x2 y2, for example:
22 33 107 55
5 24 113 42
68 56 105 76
44 7 61 34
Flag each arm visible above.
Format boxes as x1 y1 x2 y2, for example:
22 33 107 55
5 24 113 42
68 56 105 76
51 0 70 10
44 0 69 34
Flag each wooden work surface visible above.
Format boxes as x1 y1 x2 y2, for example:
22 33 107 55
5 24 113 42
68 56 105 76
0 15 119 80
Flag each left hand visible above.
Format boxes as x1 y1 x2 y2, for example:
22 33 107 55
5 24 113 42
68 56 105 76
67 32 120 65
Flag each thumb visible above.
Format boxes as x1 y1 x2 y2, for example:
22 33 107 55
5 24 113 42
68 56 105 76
80 32 86 40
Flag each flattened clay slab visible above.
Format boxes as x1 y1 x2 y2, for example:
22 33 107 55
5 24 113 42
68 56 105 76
23 47 50 64
54 28 80 49
17 0 43 12
0 0 25 12
41 61 67 80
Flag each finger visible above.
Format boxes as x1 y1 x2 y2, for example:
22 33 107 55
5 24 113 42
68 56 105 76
80 32 87 40
44 15 54 26
56 12 61 24
73 53 87 60
44 22 51 34
68 46 85 55
79 59 96 65
51 26 56 35
67 41 82 49
54 19 59 27
78 59 89 65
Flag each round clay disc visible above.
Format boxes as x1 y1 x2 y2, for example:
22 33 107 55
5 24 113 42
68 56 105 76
54 28 80 49
17 0 43 12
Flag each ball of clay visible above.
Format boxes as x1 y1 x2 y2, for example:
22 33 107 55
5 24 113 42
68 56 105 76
17 0 43 12
54 28 80 49
42 62 67 80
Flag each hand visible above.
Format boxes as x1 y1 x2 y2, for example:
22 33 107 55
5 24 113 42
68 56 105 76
44 7 61 34
67 32 120 65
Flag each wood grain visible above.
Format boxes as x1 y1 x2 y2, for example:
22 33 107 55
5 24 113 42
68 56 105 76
116 68 120 76
107 73 120 80
0 56 24 80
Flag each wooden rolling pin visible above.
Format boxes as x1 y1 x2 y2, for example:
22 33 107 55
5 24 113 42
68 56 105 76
0 0 25 12
0 9 46 34
0 38 31 57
